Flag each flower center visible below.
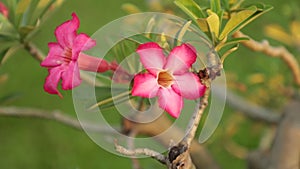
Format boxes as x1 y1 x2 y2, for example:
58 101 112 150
158 71 173 88
62 48 73 62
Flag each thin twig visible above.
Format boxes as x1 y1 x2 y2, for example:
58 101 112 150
213 84 281 124
24 42 45 62
248 100 300 169
127 131 143 169
120 98 148 169
233 31 300 86
122 112 221 169
114 140 166 164
183 81 211 147
0 106 117 133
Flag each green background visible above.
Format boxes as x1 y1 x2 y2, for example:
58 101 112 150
0 0 299 169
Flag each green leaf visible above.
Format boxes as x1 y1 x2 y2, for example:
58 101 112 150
5 0 18 26
230 0 245 10
235 4 273 33
174 20 192 46
219 4 272 40
93 88 131 110
30 0 56 25
210 0 221 15
174 0 205 22
19 25 35 39
0 45 21 65
126 34 153 44
220 43 239 62
145 16 155 38
0 46 14 65
95 73 113 87
19 0 40 27
215 37 249 50
197 18 209 33
122 3 141 14
206 10 220 39
196 11 220 42
23 0 40 24
108 39 139 72
16 0 32 14
0 47 10 64
219 6 257 40
221 0 230 10
0 14 19 40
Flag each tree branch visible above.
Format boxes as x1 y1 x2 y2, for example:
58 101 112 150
213 84 281 124
123 108 221 169
0 106 117 133
127 131 143 169
248 100 300 169
183 81 211 147
233 31 300 86
115 140 167 164
23 42 45 62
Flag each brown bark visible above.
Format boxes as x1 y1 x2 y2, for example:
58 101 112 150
123 114 221 169
248 100 300 169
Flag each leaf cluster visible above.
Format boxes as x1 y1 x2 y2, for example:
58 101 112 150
0 0 64 64
174 0 272 58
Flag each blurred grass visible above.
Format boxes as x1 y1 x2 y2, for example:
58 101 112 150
0 0 299 169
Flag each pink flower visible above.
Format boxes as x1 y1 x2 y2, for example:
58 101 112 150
0 2 8 18
41 13 110 97
132 42 206 118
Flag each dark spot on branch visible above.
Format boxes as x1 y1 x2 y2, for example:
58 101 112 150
168 144 187 163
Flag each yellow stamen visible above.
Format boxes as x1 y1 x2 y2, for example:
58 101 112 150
158 71 173 88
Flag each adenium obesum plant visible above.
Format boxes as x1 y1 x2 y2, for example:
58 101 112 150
132 42 206 118
40 12 206 118
41 13 111 97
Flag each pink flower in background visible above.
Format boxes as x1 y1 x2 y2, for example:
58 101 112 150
0 2 8 18
41 13 110 97
132 42 206 118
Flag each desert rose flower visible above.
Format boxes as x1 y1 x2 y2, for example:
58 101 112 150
41 13 110 97
132 42 206 118
0 2 8 18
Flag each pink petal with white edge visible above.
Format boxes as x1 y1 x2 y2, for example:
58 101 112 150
172 73 206 99
41 42 65 67
61 62 81 90
164 43 197 75
72 33 96 60
132 73 159 98
44 66 64 98
55 13 79 48
157 88 183 118
136 42 166 75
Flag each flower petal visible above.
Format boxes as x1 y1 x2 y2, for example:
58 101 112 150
164 43 197 75
172 73 206 99
0 2 9 18
44 66 64 98
136 42 166 75
41 42 65 67
132 73 159 98
55 13 79 48
61 62 81 90
72 33 96 60
77 53 110 72
157 88 183 118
